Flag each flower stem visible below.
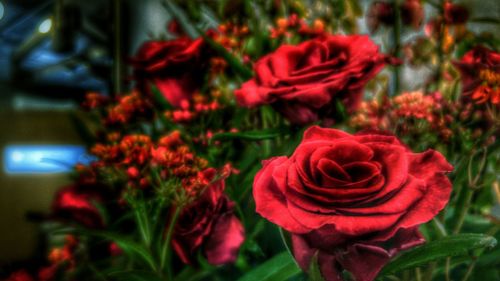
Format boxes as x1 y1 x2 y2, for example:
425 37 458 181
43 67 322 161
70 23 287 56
160 205 182 278
392 0 402 95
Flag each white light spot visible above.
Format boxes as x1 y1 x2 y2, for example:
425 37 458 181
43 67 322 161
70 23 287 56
11 151 24 162
38 18 52 34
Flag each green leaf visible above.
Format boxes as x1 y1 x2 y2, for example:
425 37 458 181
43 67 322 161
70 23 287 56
236 251 301 281
308 252 325 281
211 127 288 142
380 234 497 275
107 270 163 281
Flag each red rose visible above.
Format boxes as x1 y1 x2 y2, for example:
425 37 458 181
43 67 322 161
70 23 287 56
52 184 105 228
172 168 245 265
253 126 453 281
235 35 387 125
454 46 500 104
132 37 207 107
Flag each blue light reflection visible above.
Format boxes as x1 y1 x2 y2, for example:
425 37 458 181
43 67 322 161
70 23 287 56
4 145 94 174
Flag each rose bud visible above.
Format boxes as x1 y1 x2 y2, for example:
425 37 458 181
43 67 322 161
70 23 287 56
235 35 388 125
171 168 245 265
253 126 453 281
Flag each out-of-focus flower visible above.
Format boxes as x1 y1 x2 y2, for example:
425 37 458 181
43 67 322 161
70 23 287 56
235 35 388 125
172 168 244 265
444 2 469 25
52 184 105 228
270 13 326 39
106 91 153 125
253 126 452 281
401 0 425 29
82 92 109 110
131 37 208 108
367 0 424 33
454 46 500 104
164 92 222 124
5 270 34 281
350 91 454 141
109 242 123 256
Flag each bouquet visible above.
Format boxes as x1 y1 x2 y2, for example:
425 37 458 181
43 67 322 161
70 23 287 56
5 1 499 281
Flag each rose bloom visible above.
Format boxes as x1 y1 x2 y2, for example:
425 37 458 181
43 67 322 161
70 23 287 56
454 46 500 104
172 168 245 265
253 126 453 281
235 35 388 125
132 37 207 108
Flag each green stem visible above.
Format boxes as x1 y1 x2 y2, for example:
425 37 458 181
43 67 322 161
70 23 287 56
160 205 182 278
435 0 445 90
392 0 402 95
461 260 477 281
452 188 474 234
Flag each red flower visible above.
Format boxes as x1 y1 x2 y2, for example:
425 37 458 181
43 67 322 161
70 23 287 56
454 46 500 103
444 2 469 25
253 126 453 281
132 37 207 108
172 168 245 265
52 184 104 228
235 35 387 125
366 0 423 33
5 270 34 281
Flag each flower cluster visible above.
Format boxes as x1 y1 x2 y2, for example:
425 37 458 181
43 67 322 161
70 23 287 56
454 46 500 105
164 92 222 123
270 13 326 39
350 91 453 140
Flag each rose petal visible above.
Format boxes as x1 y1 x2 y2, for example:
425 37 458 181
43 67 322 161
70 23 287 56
253 157 311 233
204 213 245 265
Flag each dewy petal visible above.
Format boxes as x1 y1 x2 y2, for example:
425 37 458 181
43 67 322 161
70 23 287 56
253 157 311 233
204 212 245 265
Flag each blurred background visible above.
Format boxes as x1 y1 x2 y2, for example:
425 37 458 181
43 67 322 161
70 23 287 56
0 0 497 273
0 0 172 268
